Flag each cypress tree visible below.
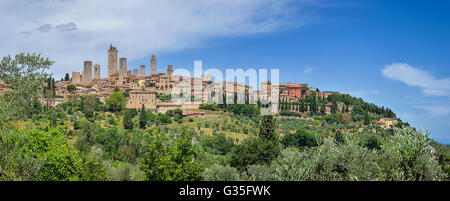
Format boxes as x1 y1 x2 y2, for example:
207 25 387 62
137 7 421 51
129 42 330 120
139 104 147 129
300 100 305 112
258 115 279 147
123 109 134 130
331 101 338 114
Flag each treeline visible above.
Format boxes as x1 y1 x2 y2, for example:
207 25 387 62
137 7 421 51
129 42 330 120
1 53 448 181
202 126 447 181
327 94 396 118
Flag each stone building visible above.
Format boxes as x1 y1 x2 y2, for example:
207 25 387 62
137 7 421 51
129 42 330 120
150 54 156 75
108 44 118 77
156 74 172 92
140 65 146 77
126 89 157 110
94 64 100 79
82 61 92 84
133 69 138 77
167 65 173 77
156 102 182 114
377 118 398 129
119 57 127 84
40 97 65 108
0 80 10 94
279 83 308 100
72 72 81 84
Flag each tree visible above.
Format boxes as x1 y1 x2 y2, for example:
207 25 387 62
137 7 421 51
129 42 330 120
139 104 147 129
64 73 70 81
203 164 240 181
364 111 371 125
320 103 326 115
378 128 446 181
301 86 309 98
0 53 53 124
201 134 235 155
331 101 338 114
300 99 305 112
105 91 127 112
67 84 77 93
258 115 278 142
229 137 279 171
141 127 204 181
123 109 134 130
229 115 280 171
83 94 97 119
282 129 320 148
0 129 107 181
51 78 56 97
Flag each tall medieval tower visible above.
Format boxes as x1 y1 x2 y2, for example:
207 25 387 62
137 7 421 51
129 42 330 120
94 64 100 79
72 72 81 84
167 65 173 77
150 54 156 75
140 65 146 77
108 44 118 77
83 61 92 84
119 57 127 84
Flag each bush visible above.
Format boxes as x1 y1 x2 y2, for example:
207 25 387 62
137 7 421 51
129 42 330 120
229 137 279 171
0 129 103 181
201 134 235 155
282 129 321 148
377 128 446 181
246 128 447 181
203 164 241 181
280 110 302 117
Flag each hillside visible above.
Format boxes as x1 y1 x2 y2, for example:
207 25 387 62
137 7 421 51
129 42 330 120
1 53 449 181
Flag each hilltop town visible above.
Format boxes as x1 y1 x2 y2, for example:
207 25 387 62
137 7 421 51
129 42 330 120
34 44 345 116
0 49 448 182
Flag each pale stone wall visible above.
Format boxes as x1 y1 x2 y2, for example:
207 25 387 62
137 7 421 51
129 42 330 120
167 65 173 77
94 64 100 79
150 54 156 75
156 102 182 114
140 65 146 77
126 89 157 109
83 61 92 84
108 44 118 77
72 72 81 84
119 58 127 84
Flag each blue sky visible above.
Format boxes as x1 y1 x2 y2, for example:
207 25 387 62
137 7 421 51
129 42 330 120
1 0 449 143
138 0 450 144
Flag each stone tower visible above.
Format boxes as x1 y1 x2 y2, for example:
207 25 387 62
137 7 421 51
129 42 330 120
119 57 127 84
167 65 173 77
150 54 156 75
108 44 118 78
72 72 81 84
94 64 100 79
140 65 146 77
133 69 138 77
83 61 92 84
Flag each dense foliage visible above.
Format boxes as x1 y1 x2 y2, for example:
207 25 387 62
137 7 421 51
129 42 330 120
0 53 448 181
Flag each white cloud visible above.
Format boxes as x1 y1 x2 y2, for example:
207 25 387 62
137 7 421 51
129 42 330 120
304 65 314 74
415 105 450 117
382 63 450 96
0 0 317 78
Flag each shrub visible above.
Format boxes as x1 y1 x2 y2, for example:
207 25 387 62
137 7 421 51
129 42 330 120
203 164 241 181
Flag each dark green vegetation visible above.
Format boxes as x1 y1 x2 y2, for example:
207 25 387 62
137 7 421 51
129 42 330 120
0 53 449 181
